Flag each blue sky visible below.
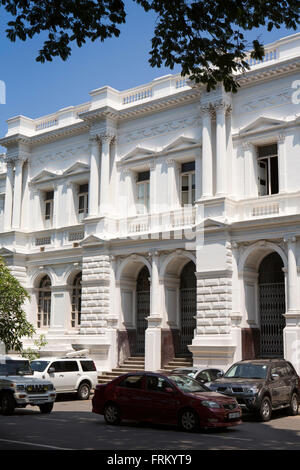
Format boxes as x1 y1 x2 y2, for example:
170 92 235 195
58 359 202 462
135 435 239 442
0 1 298 140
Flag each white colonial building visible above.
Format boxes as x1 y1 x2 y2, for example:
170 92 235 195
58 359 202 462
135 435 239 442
1 32 300 373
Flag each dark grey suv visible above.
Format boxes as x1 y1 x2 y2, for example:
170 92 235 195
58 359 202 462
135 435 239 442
208 359 299 421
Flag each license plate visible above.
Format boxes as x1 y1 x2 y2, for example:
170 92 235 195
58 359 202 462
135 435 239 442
228 412 240 419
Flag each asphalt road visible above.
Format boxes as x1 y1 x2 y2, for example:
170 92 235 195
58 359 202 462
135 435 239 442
0 395 299 451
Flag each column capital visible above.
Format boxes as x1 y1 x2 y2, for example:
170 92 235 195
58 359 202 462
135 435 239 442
200 103 214 117
166 158 178 168
5 159 15 171
98 131 116 144
5 153 28 166
278 133 286 143
283 235 297 245
148 249 159 259
242 141 254 151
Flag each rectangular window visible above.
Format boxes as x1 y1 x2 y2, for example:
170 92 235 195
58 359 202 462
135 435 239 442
44 190 54 227
78 183 89 221
181 161 195 206
136 171 150 214
257 144 278 196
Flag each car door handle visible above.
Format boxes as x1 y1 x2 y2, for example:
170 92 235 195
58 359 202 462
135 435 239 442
59 375 64 377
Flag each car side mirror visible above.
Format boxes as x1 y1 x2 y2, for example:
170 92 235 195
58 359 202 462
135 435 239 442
271 373 280 381
217 372 224 378
48 367 55 374
164 387 174 394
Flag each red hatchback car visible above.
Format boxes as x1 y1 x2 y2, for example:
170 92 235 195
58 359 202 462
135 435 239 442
92 372 242 431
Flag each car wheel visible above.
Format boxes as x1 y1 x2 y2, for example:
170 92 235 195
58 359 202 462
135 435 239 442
288 393 299 416
39 403 54 414
259 396 272 422
104 403 121 425
77 382 91 400
1 393 15 415
179 409 199 432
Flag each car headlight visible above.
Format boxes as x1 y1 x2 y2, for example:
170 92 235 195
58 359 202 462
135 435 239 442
201 400 221 409
46 384 54 390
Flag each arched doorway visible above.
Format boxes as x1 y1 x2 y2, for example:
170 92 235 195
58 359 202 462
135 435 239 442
258 252 286 358
136 265 150 355
179 261 196 355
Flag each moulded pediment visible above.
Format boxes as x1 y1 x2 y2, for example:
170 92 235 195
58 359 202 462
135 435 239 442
63 162 90 176
31 169 60 183
162 135 199 152
201 218 229 229
294 114 300 123
120 146 155 163
0 247 15 256
80 234 106 246
239 116 286 134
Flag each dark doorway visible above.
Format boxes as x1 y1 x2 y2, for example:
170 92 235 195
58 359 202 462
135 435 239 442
179 261 196 355
136 266 150 355
258 252 285 358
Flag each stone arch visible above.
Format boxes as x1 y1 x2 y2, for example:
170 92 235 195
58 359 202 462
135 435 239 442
238 241 287 275
238 241 287 360
30 267 56 289
64 265 82 286
116 255 152 282
160 250 196 365
116 255 152 363
160 250 196 279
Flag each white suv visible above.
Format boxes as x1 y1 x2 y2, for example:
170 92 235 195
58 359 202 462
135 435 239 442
30 354 98 400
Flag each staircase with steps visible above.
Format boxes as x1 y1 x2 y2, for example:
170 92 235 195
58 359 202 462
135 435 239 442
98 357 145 384
97 356 193 384
160 357 193 373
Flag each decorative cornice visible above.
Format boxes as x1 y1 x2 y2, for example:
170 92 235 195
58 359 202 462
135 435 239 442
237 56 300 87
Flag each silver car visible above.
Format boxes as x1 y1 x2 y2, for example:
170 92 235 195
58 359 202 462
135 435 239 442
171 367 224 385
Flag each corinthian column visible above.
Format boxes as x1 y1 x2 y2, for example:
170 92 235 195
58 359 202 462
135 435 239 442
12 157 25 229
4 160 14 231
215 101 228 197
201 105 213 198
88 136 100 217
99 132 115 216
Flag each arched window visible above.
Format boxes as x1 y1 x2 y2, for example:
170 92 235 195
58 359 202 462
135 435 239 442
71 272 82 328
37 275 51 328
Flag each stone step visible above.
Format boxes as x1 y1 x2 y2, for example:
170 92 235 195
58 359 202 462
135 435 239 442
167 362 193 367
125 356 145 362
97 356 145 384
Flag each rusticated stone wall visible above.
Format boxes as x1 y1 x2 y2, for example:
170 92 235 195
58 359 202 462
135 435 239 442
196 272 233 335
80 254 111 335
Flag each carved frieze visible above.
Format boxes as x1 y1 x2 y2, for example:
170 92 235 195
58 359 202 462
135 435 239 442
119 114 201 144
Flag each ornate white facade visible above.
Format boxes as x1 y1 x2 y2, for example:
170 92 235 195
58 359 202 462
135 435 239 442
1 33 300 373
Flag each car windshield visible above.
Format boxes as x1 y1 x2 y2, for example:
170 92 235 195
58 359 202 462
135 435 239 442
225 363 268 379
30 360 50 372
168 374 207 393
0 360 33 376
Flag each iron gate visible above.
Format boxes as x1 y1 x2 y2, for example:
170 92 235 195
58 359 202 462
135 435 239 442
136 290 150 355
259 282 285 358
180 288 196 354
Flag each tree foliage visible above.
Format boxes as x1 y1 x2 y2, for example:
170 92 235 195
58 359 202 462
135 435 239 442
1 0 299 91
137 0 299 91
0 258 35 353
